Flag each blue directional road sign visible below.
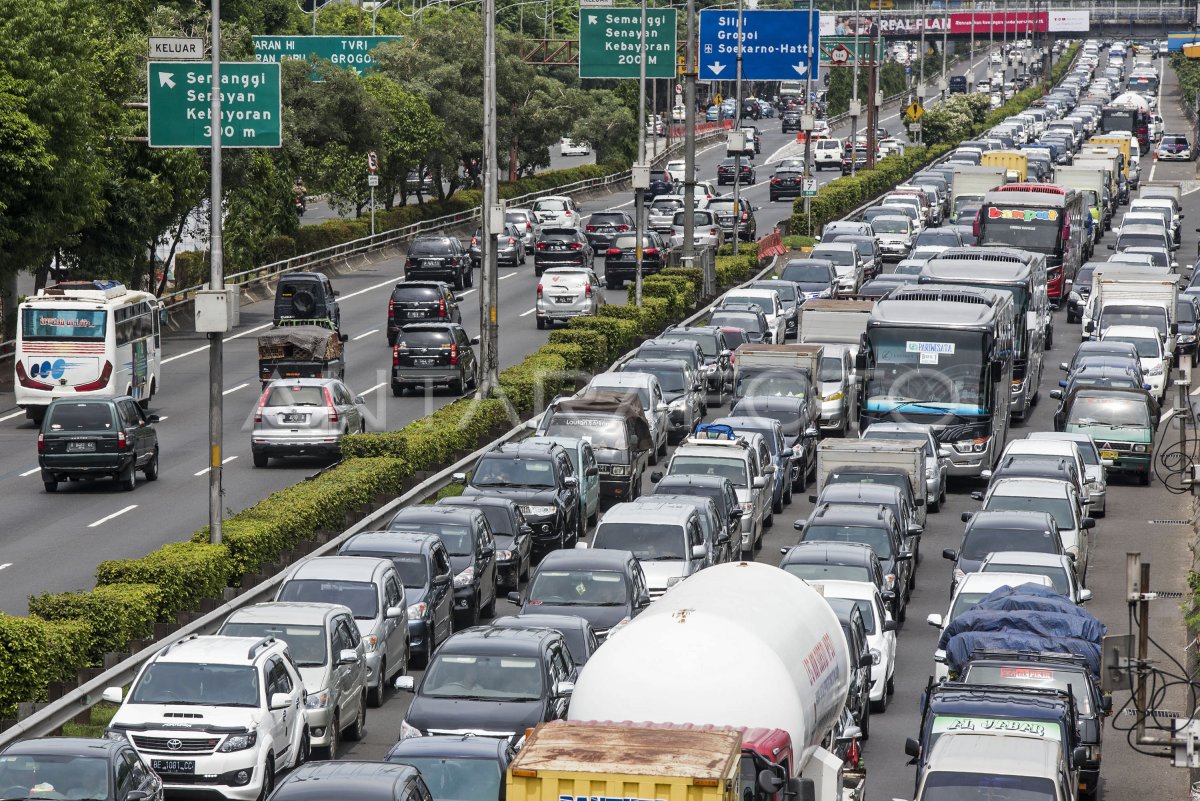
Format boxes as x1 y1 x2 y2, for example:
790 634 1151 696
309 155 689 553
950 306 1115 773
698 9 819 82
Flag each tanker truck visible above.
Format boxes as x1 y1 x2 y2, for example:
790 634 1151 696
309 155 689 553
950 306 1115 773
568 562 855 801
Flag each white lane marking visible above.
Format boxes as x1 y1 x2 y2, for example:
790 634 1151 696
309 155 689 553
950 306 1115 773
352 329 379 341
88 504 138 528
359 382 387 396
0 410 25 423
193 455 239 477
520 307 537 317
20 467 39 477
222 382 249 396
338 276 404 302
0 563 10 571
157 416 169 422
499 273 518 280
225 322 273 342
161 345 207 365
459 289 476 297
1148 161 1158 183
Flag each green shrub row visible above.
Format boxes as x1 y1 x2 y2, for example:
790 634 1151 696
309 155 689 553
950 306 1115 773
788 43 1080 237
0 189 780 720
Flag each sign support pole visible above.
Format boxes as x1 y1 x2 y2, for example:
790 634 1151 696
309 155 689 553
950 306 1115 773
850 0 861 177
802 0 814 235
917 0 925 145
480 0 500 394
732 0 743 257
683 0 699 288
635 0 648 306
208 0 224 545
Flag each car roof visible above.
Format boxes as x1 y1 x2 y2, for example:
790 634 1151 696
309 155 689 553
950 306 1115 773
654 473 734 490
386 734 512 760
781 541 878 565
392 281 449 291
535 548 634 570
987 477 1075 498
265 377 341 388
490 440 562 459
287 555 394 582
819 483 904 503
439 625 559 656
341 530 441 555
966 509 1058 531
591 372 656 387
955 571 1053 594
439 495 520 513
984 551 1072 568
280 761 420 798
601 501 693 524
155 634 283 665
1104 324 1161 338
1 737 127 757
495 613 592 634
398 322 460 333
223 601 350 627
810 578 879 602
809 503 892 524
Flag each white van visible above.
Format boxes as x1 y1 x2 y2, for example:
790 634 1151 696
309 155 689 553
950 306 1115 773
814 138 844 170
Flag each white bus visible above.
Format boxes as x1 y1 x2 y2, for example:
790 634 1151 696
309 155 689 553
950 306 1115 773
15 280 162 422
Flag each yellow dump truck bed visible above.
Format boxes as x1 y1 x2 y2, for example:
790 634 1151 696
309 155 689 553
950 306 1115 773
509 722 742 801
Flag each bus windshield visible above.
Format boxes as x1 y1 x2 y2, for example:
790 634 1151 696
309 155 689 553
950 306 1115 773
864 327 989 415
21 308 107 340
979 206 1063 253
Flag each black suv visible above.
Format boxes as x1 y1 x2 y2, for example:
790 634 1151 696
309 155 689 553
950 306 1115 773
457 440 582 557
534 228 593 276
387 505 499 626
827 597 874 738
405 235 472 289
510 548 651 640
716 157 755 185
661 325 735 398
274 272 341 332
584 210 635 251
781 109 803 133
391 322 479 396
438 495 533 592
770 169 804 202
386 281 462 345
604 232 670 288
39 396 160 493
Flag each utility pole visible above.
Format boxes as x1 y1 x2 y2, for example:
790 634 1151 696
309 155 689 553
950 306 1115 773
208 0 224 544
801 0 814 235
313 0 318 34
479 0 500 393
683 0 704 294
867 19 879 170
850 0 862 177
732 0 743 257
634 0 648 305
917 0 926 145
940 11 949 98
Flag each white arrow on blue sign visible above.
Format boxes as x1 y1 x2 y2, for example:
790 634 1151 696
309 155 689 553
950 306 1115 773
698 9 820 82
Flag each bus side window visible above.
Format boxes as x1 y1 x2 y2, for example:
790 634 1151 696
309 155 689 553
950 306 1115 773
153 305 161 348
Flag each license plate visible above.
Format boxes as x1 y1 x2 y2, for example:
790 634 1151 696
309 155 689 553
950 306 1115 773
282 413 308 424
1100 449 1119 461
151 760 195 774
550 244 564 250
421 259 439 267
66 441 95 453
402 309 426 318
554 296 576 304
414 358 437 366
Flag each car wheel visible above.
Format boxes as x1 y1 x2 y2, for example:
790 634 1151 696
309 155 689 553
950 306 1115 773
345 692 367 741
482 586 497 618
870 686 889 714
536 317 546 330
391 383 404 397
119 464 137 492
368 659 386 708
887 674 895 695
773 494 784 515
325 712 340 759
928 491 940 514
793 459 807 493
859 704 871 741
252 451 269 468
143 448 159 481
1139 471 1151 486
454 271 466 290
43 480 57 493
256 755 275 801
295 730 309 768
898 600 908 623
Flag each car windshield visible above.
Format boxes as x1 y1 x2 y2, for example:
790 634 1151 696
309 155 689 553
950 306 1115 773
724 294 773 314
629 364 687 393
394 287 441 302
872 218 910 234
962 664 1093 713
783 562 872 583
220 623 328 667
595 522 686 560
864 327 988 415
756 283 796 302
711 312 762 333
818 356 844 382
735 369 811 399
592 213 628 225
409 240 454 257
389 521 475 556
811 248 854 267
129 662 259 706
398 331 452 348
44 402 114 431
278 579 380 620
1179 301 1198 324
984 493 1075 529
0 754 111 800
471 457 557 488
670 455 748 487
839 598 878 634
919 773 1056 801
528 569 629 606
803 525 893 558
916 230 960 246
545 415 627 449
1105 334 1160 359
265 386 325 407
533 199 568 211
1117 232 1167 250
1066 394 1151 428
344 553 430 587
387 756 502 801
665 330 717 356
962 527 1057 559
779 262 832 282
982 563 1070 595
422 654 544 701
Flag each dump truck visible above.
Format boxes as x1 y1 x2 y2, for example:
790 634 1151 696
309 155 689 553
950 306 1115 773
980 150 1028 183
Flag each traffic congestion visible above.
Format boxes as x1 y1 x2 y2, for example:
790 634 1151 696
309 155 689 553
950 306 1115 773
2 33 1196 801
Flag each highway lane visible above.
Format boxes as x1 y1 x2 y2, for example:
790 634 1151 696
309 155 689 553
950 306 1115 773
0 46 1000 615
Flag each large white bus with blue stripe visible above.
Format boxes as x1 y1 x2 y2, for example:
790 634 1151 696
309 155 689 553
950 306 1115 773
14 280 162 423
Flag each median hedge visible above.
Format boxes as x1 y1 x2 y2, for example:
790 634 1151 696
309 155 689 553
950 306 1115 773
788 42 1080 237
0 194 780 723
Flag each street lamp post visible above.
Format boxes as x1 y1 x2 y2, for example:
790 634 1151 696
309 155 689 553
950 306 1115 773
732 0 743 257
850 0 862 177
208 0 225 543
479 0 500 393
634 0 649 304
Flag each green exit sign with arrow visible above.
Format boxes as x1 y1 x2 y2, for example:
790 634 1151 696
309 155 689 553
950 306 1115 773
579 7 677 80
147 61 282 148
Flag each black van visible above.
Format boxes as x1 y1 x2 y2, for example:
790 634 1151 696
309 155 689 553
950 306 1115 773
948 75 968 94
273 272 341 332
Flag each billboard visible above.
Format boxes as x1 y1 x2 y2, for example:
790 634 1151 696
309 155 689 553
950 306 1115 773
874 10 1089 35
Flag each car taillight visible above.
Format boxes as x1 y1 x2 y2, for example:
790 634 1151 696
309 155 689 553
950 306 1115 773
771 177 781 184
585 283 593 298
37 432 44 452
254 388 270 423
450 342 459 366
607 247 621 256
973 215 981 238
439 298 447 318
536 242 547 250
585 225 596 232
569 242 582 250
508 237 516 246
617 224 630 231
741 211 749 221
470 236 478 245
537 283 544 298
710 227 719 236
323 386 339 424
387 297 395 321
117 431 127 451
644 248 658 256
526 222 533 232
74 361 113 392
405 258 415 268
393 344 400 366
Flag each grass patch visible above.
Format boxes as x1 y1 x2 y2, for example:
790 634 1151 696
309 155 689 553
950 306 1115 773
61 701 119 738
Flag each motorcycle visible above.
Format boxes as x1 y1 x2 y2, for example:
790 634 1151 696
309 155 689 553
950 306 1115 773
294 194 306 216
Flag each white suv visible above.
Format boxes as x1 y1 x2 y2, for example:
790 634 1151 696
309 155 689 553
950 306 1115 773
104 634 309 800
814 138 843 170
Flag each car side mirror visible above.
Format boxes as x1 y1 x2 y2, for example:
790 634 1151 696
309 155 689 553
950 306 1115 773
340 333 350 343
913 496 925 507
337 648 360 666
452 471 467 484
730 507 743 519
905 737 921 758
585 466 599 477
858 652 873 668
145 414 161 423
793 519 806 531
1100 458 1114 467
385 605 405 619
555 680 575 697
882 619 897 633
836 725 863 743
1102 694 1113 713
394 675 416 692
926 613 944 629
507 591 522 605
269 692 291 710
1079 588 1093 602
1082 517 1096 529
650 471 664 483
563 476 579 488
1072 746 1089 767
780 448 794 459
470 336 481 345
636 592 652 608
752 476 767 489
942 548 958 561
102 686 124 704
1059 362 1070 371
897 550 914 561
126 792 151 801
433 572 451 586
455 295 466 302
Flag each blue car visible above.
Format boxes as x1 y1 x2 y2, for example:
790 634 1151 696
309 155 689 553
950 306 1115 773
706 105 721 122
711 415 794 514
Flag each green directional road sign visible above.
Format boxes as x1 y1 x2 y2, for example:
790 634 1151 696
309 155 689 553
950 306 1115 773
148 62 281 148
252 35 401 77
819 36 882 66
579 7 677 79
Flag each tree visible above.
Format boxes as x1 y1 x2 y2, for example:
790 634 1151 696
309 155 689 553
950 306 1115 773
362 74 444 208
570 88 637 164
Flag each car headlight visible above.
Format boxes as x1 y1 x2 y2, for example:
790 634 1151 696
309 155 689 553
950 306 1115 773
610 464 631 477
103 730 127 743
883 573 896 591
1133 444 1148 453
407 601 428 621
1180 335 1196 343
824 391 843 402
363 634 380 652
953 438 988 454
870 648 881 666
953 567 966 584
496 549 513 562
739 501 754 514
305 690 330 710
453 565 475 588
218 732 258 753
525 505 557 516
400 720 422 740
1148 365 1163 376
